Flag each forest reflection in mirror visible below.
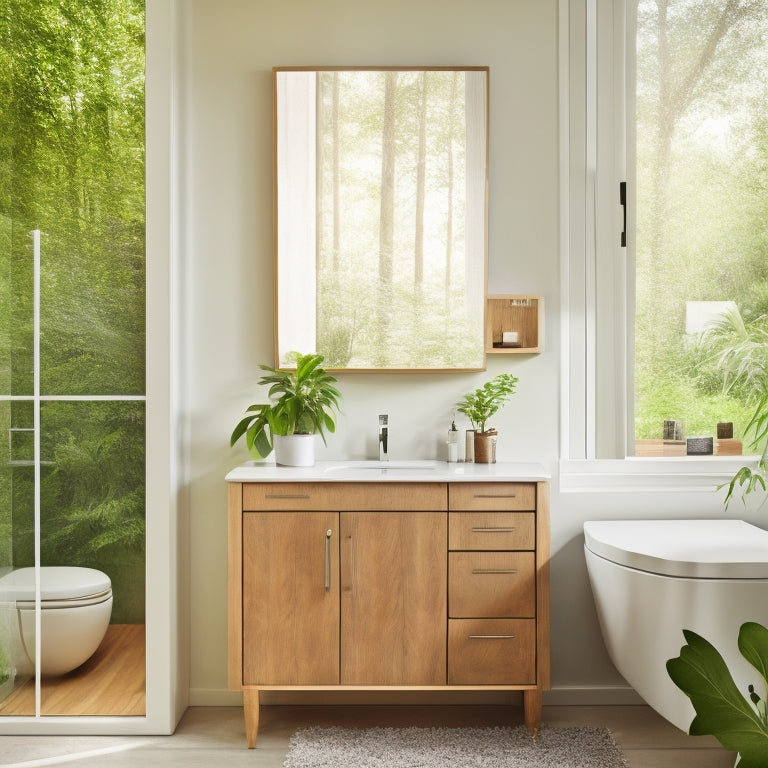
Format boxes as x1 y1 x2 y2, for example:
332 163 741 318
275 67 488 370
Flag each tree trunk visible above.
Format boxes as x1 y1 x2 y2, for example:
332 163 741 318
376 71 397 365
648 0 751 296
444 71 458 319
414 72 427 288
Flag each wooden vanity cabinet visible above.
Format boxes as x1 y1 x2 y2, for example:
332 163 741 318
228 478 549 748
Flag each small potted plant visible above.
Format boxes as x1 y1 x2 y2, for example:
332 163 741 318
456 373 519 463
230 351 342 467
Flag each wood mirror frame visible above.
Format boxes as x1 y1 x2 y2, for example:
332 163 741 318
274 66 489 371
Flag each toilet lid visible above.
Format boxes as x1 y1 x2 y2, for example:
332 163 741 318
0 566 112 602
584 519 768 578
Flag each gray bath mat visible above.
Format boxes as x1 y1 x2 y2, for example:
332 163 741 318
283 725 628 767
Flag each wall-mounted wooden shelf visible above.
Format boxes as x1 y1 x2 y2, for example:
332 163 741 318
485 295 543 354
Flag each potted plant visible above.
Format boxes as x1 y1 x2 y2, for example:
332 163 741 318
456 373 519 463
230 352 342 467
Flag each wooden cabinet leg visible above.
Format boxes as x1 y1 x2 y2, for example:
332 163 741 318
523 688 542 738
243 687 260 748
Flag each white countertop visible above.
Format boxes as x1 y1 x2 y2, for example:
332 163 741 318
225 460 550 483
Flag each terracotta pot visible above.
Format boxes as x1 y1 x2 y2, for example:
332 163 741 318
473 430 497 463
273 434 315 467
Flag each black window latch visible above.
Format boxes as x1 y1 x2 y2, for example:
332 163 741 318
620 181 627 248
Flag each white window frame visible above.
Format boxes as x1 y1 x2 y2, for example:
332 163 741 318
558 0 759 491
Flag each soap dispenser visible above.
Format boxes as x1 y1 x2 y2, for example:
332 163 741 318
447 417 460 462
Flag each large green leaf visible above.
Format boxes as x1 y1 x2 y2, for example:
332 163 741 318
740 623 768 691
667 625 768 767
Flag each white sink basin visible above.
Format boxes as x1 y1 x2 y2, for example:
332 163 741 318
323 460 440 474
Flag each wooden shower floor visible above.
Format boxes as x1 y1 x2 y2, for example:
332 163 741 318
0 623 145 716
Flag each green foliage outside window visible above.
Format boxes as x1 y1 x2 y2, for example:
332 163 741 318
634 0 768 444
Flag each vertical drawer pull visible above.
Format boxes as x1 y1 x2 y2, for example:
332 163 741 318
265 493 310 500
471 526 515 533
471 568 518 575
324 529 332 591
468 635 516 640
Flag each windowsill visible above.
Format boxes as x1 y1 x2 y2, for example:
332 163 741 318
559 455 760 493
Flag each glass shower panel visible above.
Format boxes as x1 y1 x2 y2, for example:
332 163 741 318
39 239 145 398
0 403 12 570
2 0 146 721
0 229 34 398
0 402 35 715
0 220 35 714
39 400 145 716
0 217 9 396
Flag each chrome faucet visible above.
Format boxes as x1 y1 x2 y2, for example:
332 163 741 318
378 414 388 461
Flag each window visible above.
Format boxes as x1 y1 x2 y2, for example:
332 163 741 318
563 0 768 469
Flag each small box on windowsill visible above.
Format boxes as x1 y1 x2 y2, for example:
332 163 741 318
686 436 714 455
635 439 686 457
715 438 742 456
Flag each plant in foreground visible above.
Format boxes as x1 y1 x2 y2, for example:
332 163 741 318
667 622 768 767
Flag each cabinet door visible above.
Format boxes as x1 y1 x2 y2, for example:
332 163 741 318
242 511 339 685
340 511 446 685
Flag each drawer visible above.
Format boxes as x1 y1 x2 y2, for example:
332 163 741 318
449 552 535 618
449 483 535 511
448 619 536 685
242 482 446 511
449 512 535 550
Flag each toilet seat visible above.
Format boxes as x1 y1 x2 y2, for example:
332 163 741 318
0 566 112 608
584 519 768 579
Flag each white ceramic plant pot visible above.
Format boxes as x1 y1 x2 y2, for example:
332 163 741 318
273 434 315 467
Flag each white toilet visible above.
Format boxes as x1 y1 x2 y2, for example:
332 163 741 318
584 519 768 731
0 566 113 677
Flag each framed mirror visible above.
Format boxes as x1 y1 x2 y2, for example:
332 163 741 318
274 66 488 371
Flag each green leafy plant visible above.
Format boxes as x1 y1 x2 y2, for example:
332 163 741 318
456 373 519 434
230 352 342 460
667 622 768 767
722 391 768 506
692 309 768 507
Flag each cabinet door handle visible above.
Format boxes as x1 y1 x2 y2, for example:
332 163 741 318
471 568 518 575
324 529 332 591
473 494 517 499
468 635 516 640
265 493 310 500
471 526 515 533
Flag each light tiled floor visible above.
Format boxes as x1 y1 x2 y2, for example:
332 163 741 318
0 704 735 767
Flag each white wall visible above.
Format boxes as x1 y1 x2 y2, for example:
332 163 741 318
180 0 761 706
